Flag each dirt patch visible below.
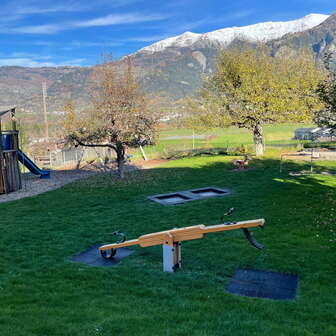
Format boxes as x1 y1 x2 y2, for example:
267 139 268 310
133 159 169 169
282 155 313 161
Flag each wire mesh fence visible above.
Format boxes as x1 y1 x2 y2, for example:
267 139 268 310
31 147 113 169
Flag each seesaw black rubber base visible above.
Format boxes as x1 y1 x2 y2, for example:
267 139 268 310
227 269 298 300
71 244 134 267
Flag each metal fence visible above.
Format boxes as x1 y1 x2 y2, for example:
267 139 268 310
33 147 113 169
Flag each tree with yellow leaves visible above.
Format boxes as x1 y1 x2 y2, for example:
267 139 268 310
314 52 336 131
186 46 324 155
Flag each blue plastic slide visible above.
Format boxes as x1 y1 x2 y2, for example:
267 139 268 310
17 150 50 179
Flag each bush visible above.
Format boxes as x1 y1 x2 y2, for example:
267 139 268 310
304 142 336 150
160 147 249 160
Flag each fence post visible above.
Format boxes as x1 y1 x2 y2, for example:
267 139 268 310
140 145 148 161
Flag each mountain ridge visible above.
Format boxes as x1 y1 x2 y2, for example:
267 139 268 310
136 13 329 54
0 13 335 115
131 12 336 98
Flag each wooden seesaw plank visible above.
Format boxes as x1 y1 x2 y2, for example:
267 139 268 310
99 219 265 251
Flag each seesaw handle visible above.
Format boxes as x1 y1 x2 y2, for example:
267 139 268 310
202 219 265 234
243 228 264 249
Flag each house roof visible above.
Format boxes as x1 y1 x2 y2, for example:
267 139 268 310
0 107 16 118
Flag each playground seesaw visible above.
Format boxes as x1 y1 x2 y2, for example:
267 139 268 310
99 212 265 272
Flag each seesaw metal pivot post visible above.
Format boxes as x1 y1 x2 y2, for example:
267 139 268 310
163 242 181 272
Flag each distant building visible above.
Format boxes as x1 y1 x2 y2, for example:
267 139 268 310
51 111 66 116
294 127 335 141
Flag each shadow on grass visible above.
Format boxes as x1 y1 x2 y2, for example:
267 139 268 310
0 156 335 335
68 156 335 250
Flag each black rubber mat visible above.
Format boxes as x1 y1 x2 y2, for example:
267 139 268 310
227 269 298 300
71 244 134 267
148 187 231 205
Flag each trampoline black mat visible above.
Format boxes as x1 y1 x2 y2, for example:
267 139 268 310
227 269 298 300
71 244 134 267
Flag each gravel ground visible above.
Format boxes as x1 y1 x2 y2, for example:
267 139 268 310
0 160 167 204
0 169 98 204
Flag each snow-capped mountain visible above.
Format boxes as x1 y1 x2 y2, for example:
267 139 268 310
137 14 329 55
130 13 336 99
0 13 334 112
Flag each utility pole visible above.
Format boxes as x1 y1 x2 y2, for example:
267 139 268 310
42 82 49 141
192 129 195 150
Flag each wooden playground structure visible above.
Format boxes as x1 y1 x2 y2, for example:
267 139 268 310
0 108 21 194
0 107 51 195
99 216 265 272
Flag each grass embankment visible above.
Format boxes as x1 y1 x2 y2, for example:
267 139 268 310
0 156 335 335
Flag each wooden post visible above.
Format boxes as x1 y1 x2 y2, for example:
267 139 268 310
10 109 21 190
0 118 8 194
139 145 148 161
0 108 22 193
10 108 17 131
0 119 4 194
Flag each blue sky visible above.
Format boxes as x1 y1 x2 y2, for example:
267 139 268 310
0 0 335 67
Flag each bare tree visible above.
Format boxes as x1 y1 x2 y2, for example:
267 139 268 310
64 56 161 178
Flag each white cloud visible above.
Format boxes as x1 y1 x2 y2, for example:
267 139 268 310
0 58 58 67
173 19 209 32
14 4 83 15
0 57 87 67
97 0 144 7
13 24 63 34
126 34 172 42
7 12 168 34
1 0 143 19
4 0 93 16
31 40 122 49
70 41 122 47
75 13 167 27
32 41 57 46
9 52 53 60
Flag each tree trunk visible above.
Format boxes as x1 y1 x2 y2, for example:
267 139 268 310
116 144 126 178
253 123 264 156
117 158 125 178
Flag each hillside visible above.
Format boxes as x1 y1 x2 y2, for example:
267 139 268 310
0 13 335 115
0 66 91 116
131 13 335 98
270 14 336 68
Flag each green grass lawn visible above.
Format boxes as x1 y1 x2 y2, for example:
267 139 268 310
132 124 312 160
0 156 335 335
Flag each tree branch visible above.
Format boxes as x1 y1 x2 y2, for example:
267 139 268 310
72 138 117 152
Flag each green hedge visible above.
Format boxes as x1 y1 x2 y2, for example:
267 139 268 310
304 141 336 149
161 147 251 160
